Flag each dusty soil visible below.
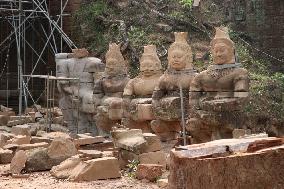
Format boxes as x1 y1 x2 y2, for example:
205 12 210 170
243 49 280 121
0 165 159 189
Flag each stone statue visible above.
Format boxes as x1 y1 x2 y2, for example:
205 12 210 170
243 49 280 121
94 43 130 134
56 48 105 136
122 45 163 132
151 32 197 141
187 27 249 143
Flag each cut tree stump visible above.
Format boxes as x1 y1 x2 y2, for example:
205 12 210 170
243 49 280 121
168 137 284 189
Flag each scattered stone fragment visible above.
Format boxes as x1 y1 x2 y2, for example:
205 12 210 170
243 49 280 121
141 133 162 153
136 164 163 182
111 129 146 152
10 150 27 174
0 133 12 147
25 147 51 171
31 136 52 144
157 178 168 188
0 148 13 164
3 144 19 152
50 155 82 179
40 132 71 139
69 157 121 181
78 150 102 159
139 151 167 168
11 135 31 145
17 142 49 151
0 115 9 126
47 138 77 161
11 124 31 136
74 135 105 146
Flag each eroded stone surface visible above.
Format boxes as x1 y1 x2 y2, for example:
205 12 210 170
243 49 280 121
56 50 104 136
111 128 146 152
139 151 167 168
0 148 13 164
136 164 163 182
10 150 27 174
11 125 31 136
168 138 284 189
50 155 82 179
47 138 77 160
187 27 250 143
123 45 162 132
94 43 129 133
151 32 196 140
69 157 121 181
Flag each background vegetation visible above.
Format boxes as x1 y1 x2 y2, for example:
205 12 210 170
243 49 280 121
72 0 284 134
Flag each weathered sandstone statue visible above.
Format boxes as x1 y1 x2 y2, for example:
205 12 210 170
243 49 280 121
187 27 249 143
151 32 197 141
94 43 130 134
122 45 163 132
56 48 105 136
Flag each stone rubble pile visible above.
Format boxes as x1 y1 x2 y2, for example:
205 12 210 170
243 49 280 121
0 120 123 181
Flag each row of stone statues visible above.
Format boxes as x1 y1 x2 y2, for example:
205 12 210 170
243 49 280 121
56 27 249 143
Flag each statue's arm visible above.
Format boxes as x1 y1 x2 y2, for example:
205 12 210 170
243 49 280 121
189 74 202 111
234 69 249 98
93 79 104 107
152 77 166 108
123 79 134 117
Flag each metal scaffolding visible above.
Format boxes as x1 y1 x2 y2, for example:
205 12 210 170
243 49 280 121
0 0 77 115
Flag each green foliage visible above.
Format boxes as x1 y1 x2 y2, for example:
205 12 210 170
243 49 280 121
234 42 284 120
125 159 139 179
73 0 111 53
179 0 194 8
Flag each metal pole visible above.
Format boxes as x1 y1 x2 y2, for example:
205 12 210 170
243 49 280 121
179 86 187 146
18 0 23 115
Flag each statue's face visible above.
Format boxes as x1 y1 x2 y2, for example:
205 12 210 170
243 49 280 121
169 49 187 70
212 43 234 65
105 58 120 75
140 59 159 77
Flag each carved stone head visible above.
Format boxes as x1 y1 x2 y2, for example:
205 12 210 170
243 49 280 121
72 48 89 58
211 27 235 65
139 45 162 77
105 43 127 75
168 32 193 70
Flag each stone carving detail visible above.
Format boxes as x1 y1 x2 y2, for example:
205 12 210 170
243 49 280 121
187 27 250 143
93 43 130 134
56 48 105 136
151 32 197 141
122 45 163 132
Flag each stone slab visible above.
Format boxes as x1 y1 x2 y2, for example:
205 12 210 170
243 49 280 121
74 135 105 146
0 148 13 164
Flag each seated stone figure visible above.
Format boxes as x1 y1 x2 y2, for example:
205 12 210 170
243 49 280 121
151 32 197 141
94 43 130 134
56 48 105 136
122 45 163 132
187 27 249 143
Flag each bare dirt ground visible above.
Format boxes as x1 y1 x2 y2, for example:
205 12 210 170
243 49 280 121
0 165 159 189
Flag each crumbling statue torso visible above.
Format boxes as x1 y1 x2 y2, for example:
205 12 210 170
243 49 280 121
151 32 197 141
187 28 249 143
122 45 163 132
94 43 130 134
56 49 104 136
